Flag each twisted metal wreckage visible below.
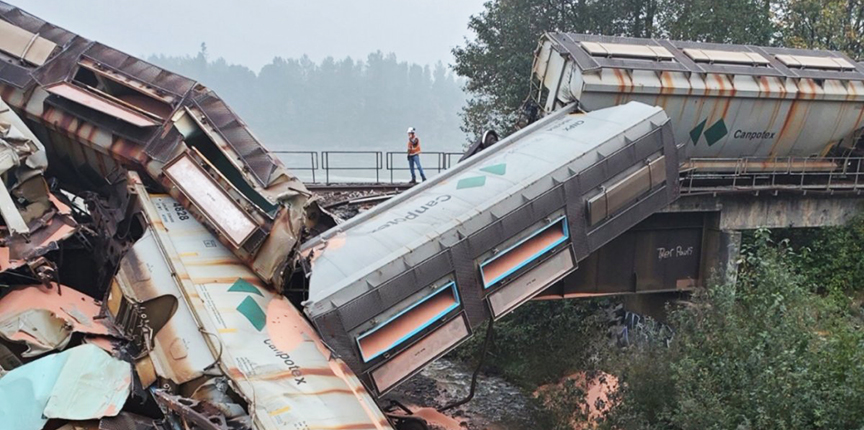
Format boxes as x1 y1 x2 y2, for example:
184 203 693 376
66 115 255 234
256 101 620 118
0 3 392 429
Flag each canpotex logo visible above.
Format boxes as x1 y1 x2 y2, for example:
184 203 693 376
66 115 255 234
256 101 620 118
690 118 728 146
229 278 267 331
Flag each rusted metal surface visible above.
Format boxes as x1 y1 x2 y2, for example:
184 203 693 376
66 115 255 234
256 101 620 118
0 97 77 284
683 158 840 173
680 157 864 194
105 227 217 384
0 284 116 356
44 82 161 127
0 18 57 66
0 4 396 427
0 1 318 291
533 33 864 159
12 2 864 427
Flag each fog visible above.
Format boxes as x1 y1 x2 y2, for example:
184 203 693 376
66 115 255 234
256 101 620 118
9 0 486 70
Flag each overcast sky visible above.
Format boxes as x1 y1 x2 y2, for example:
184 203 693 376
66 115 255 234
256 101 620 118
10 0 488 70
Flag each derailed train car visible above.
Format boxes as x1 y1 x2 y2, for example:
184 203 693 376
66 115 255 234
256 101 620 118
531 33 864 166
301 102 683 394
0 1 326 291
101 173 391 429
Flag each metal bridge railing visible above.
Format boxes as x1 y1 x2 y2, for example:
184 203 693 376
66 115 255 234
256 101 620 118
681 157 864 193
273 151 864 191
385 151 464 183
273 151 319 183
321 151 383 184
273 150 464 184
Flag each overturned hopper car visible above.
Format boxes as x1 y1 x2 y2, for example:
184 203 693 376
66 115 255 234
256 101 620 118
301 101 683 395
531 33 864 168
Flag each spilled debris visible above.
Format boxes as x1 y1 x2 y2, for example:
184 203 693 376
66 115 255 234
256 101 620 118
0 98 77 284
0 285 115 357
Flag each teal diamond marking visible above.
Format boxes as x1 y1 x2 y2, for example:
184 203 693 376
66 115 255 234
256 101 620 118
704 119 728 146
228 278 263 296
480 163 506 176
236 296 266 331
689 119 707 145
457 176 486 189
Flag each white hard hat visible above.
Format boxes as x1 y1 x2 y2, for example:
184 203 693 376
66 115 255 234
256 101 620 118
407 127 416 134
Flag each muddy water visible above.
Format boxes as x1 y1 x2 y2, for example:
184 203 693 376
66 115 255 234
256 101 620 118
385 358 544 429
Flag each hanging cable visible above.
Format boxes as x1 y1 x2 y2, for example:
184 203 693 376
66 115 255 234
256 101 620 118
438 317 495 412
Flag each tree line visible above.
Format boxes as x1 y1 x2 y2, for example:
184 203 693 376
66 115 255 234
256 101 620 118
148 45 467 154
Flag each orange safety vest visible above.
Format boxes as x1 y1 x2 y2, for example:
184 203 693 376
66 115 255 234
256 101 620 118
407 136 421 155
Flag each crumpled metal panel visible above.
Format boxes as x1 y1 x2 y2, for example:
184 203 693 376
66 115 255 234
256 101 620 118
0 97 79 282
191 88 277 187
0 344 132 430
0 285 116 357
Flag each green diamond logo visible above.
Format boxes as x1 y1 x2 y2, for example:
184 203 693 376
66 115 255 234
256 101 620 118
690 118 728 146
480 163 506 176
704 119 728 146
228 278 263 296
236 296 266 331
689 119 707 145
457 176 486 189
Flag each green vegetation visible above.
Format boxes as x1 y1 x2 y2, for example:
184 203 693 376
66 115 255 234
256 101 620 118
604 229 864 429
148 45 466 152
781 216 864 299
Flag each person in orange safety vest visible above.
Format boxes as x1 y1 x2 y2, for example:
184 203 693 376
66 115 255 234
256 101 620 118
406 127 426 183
